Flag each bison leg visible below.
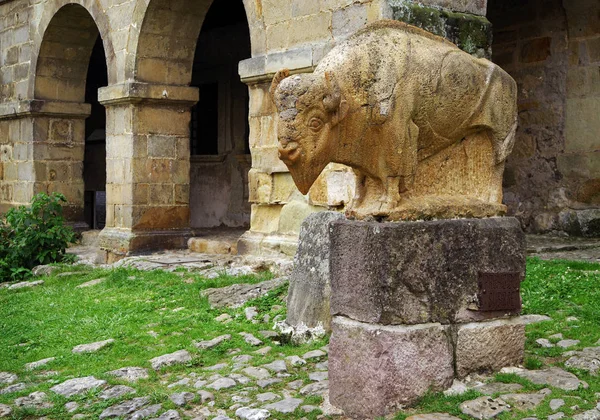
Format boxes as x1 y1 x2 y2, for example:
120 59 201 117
351 170 368 209
382 177 402 206
381 119 419 206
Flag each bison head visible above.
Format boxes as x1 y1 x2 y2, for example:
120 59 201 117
270 69 349 195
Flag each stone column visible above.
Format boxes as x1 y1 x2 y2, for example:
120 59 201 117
0 100 91 225
97 83 198 262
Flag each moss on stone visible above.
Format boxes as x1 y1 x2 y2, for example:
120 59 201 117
388 1 492 58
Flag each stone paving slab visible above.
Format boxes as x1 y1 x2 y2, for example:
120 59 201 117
527 234 600 262
50 376 106 398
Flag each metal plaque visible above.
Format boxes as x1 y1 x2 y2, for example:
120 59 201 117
478 272 522 312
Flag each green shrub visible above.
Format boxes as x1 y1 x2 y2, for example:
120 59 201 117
0 192 76 281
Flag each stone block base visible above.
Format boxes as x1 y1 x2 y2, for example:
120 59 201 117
98 228 191 262
327 217 527 418
330 316 454 418
455 319 525 378
330 217 526 325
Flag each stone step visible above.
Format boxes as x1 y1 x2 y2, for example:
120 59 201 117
526 234 600 253
188 228 248 255
80 230 101 247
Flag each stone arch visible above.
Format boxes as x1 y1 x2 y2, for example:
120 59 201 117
32 2 115 101
29 2 112 228
130 0 261 86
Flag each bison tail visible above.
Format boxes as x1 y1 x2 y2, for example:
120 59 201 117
494 117 518 164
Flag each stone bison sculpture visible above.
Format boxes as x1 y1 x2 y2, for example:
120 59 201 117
270 20 518 220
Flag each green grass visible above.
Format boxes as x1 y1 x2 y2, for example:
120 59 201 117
0 265 327 419
1 257 599 419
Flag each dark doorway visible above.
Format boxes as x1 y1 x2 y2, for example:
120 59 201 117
189 0 252 229
83 36 108 230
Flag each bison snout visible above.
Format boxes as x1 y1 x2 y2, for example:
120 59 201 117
278 141 300 164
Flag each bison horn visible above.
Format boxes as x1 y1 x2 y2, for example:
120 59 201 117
270 69 290 103
323 72 341 112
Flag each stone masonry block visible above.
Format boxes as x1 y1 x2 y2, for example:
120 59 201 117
250 204 282 234
287 211 345 331
147 135 176 158
289 12 332 47
248 83 275 117
249 169 273 204
265 47 313 74
333 4 368 40
277 200 320 235
271 172 301 203
308 164 356 207
330 316 454 418
455 319 525 378
320 0 361 11
149 184 173 205
239 56 266 81
251 146 288 174
292 0 321 17
131 205 189 231
171 160 190 185
137 58 169 84
49 119 72 142
250 115 277 149
7 120 20 142
136 106 190 136
266 21 290 51
262 0 293 25
565 97 600 153
330 218 526 325
390 3 492 57
17 162 34 181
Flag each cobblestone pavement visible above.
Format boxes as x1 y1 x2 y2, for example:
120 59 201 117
1 235 595 419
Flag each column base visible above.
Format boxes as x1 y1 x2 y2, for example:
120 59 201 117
237 231 299 257
98 227 191 263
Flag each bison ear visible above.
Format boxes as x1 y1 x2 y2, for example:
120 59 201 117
323 72 341 112
270 69 290 104
331 99 349 127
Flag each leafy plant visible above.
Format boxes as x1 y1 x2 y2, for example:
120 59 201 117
0 192 76 281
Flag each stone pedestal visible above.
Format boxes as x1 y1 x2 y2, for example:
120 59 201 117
328 217 526 419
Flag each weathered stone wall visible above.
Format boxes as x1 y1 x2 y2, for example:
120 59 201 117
559 1 600 235
489 0 600 235
386 0 492 57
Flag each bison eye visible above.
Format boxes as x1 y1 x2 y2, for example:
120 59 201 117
308 117 324 131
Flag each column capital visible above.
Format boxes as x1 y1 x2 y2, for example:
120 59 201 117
98 82 199 107
0 100 91 120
